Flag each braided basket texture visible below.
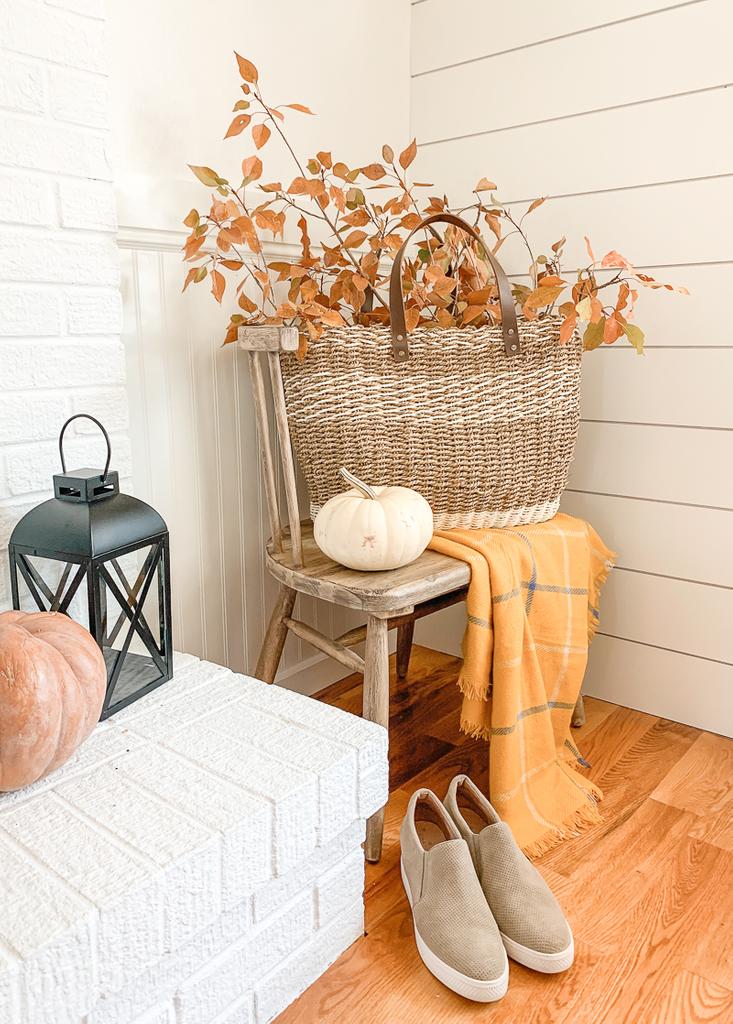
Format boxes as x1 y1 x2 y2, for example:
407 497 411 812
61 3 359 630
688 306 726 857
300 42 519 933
280 317 582 529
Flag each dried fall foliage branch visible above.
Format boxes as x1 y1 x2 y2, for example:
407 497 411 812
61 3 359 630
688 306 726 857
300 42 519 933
182 53 687 356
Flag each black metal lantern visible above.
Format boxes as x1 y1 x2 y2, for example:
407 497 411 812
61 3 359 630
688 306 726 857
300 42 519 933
8 415 173 718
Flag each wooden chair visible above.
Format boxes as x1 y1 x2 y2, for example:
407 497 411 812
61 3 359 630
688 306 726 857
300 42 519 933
239 325 585 862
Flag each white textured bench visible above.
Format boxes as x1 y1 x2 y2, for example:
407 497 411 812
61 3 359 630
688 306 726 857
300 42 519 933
0 653 388 1024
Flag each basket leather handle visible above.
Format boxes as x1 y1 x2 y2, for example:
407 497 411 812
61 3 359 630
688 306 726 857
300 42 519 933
389 212 520 361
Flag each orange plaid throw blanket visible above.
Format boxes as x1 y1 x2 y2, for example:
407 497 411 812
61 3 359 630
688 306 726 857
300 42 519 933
428 513 615 857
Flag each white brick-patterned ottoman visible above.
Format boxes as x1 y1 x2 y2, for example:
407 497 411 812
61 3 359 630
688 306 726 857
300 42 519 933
0 653 388 1024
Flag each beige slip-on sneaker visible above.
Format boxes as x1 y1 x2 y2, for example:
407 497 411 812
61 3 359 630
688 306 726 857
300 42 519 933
399 788 509 1002
444 775 574 974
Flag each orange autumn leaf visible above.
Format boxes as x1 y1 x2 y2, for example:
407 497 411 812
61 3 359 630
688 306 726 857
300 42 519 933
211 268 225 303
284 103 314 114
603 315 624 344
182 265 204 292
224 114 251 139
399 139 417 170
462 305 485 324
361 163 386 181
475 177 497 192
252 123 270 149
559 314 577 344
527 197 546 213
235 53 258 83
183 234 206 260
405 306 420 331
601 250 634 271
343 230 367 248
241 155 263 181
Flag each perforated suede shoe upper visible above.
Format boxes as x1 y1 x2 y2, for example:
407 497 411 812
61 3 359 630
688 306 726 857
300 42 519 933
444 775 572 957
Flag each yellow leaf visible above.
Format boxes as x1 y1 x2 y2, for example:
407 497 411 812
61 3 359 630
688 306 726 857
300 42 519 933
235 53 258 83
583 318 605 350
183 208 199 228
622 322 645 354
382 144 394 163
189 165 221 187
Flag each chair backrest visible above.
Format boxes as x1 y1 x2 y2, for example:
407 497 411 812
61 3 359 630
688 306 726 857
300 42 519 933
238 326 304 568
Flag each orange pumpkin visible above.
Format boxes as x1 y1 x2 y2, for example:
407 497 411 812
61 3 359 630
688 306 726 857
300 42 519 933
0 610 106 792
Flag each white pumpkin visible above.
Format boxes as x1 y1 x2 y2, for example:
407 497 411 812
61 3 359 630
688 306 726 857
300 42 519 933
314 468 434 571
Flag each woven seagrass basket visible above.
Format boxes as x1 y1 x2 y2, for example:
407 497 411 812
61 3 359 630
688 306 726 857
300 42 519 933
280 213 582 530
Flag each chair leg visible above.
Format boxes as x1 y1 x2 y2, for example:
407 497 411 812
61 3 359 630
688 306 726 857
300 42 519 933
571 692 586 728
363 614 390 863
255 586 296 683
396 619 414 680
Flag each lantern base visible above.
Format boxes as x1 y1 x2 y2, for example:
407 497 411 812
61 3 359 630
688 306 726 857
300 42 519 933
101 647 171 719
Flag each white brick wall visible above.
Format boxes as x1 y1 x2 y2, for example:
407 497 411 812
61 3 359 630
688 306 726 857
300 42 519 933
0 0 129 610
0 653 388 1024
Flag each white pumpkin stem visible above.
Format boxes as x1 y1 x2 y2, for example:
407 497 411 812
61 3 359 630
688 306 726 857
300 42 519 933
340 467 378 500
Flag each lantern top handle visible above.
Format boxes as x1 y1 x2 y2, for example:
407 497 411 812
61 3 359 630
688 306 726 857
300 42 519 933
59 414 112 482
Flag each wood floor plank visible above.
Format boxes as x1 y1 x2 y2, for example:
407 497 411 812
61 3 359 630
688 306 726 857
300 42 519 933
545 798 697 953
538 716 699 877
652 970 733 1024
574 838 733 1022
276 647 733 1023
651 732 733 854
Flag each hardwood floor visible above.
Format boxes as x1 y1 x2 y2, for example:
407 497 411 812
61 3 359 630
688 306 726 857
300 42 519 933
276 646 733 1024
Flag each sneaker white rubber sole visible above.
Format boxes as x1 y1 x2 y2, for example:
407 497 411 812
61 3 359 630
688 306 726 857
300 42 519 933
400 858 509 1002
500 930 575 974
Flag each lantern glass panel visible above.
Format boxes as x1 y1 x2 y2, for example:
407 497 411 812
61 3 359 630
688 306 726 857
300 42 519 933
93 541 170 718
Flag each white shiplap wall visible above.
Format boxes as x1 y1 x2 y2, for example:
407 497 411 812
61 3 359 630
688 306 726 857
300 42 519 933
410 0 733 734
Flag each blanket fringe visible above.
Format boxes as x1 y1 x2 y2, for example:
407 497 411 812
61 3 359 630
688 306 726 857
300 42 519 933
588 551 616 644
522 797 603 860
455 671 490 705
458 713 493 741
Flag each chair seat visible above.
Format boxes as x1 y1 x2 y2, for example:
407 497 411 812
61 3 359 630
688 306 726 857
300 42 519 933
266 521 470 613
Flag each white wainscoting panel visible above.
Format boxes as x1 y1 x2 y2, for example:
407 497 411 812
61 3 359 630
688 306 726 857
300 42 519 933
119 238 358 694
411 0 732 733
